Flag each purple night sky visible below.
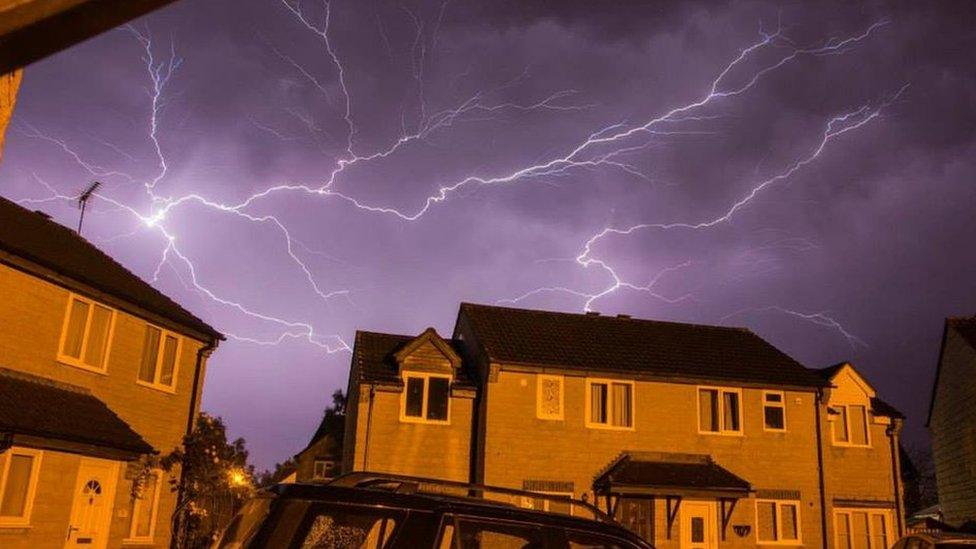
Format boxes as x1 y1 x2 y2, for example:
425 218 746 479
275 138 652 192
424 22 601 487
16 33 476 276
1 0 974 470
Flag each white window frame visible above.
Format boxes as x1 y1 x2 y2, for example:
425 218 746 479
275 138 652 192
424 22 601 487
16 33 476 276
584 378 636 431
399 372 452 425
312 460 335 480
0 447 43 528
137 324 182 393
124 470 162 543
833 509 892 549
755 499 802 545
697 386 744 436
57 293 117 374
536 375 565 421
763 391 787 432
829 404 872 448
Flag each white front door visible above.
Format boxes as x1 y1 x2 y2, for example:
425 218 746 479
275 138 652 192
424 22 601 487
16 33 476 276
65 458 120 549
681 501 718 549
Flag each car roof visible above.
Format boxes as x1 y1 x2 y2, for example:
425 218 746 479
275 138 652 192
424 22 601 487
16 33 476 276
909 532 976 544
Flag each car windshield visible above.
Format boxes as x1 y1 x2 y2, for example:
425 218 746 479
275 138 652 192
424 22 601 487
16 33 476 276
215 497 272 548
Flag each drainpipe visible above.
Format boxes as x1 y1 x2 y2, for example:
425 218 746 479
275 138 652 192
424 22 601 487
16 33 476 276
888 421 904 537
362 384 375 471
814 389 829 549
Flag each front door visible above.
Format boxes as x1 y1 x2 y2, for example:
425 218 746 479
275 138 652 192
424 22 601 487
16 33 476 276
681 501 717 549
65 458 119 549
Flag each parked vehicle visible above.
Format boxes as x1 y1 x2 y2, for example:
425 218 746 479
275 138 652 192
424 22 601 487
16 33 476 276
214 472 653 548
892 532 976 549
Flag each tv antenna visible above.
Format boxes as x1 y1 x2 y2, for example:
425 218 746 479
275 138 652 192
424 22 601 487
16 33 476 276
77 181 101 235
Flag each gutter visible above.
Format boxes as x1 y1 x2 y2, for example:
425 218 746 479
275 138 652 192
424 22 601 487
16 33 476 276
888 421 905 536
362 384 376 471
814 388 829 549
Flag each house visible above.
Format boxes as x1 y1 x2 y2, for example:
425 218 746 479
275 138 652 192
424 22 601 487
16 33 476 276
293 420 341 483
928 316 976 528
0 196 222 548
341 303 906 549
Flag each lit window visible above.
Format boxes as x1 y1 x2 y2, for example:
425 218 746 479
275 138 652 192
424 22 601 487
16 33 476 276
586 379 634 429
138 325 181 391
58 295 115 372
127 471 161 542
830 404 870 447
536 375 564 420
764 391 786 431
401 374 451 423
757 500 801 544
0 448 42 527
313 460 335 480
834 510 889 549
698 387 742 434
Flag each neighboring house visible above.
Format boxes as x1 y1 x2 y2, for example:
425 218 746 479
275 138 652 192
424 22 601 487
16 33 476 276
294 427 341 483
342 303 906 549
0 197 222 548
928 316 976 528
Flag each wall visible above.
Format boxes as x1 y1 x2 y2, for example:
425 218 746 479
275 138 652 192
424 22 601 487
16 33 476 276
930 328 976 526
481 368 825 549
0 261 207 547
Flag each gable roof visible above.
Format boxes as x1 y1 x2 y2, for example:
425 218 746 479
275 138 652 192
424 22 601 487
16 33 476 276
593 452 751 496
0 368 153 456
351 331 475 388
0 196 221 340
393 327 462 367
927 316 976 426
814 362 877 395
458 303 826 388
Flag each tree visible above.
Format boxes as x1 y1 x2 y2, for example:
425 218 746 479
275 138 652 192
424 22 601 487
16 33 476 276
164 413 255 549
901 442 939 515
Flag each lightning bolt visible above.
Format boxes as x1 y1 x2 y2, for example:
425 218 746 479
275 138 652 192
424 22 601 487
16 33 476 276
722 306 868 350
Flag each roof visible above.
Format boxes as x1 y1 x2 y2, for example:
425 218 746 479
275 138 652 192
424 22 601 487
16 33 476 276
352 330 475 388
0 196 221 340
458 303 826 388
871 397 905 420
948 316 976 351
0 368 153 455
594 452 751 495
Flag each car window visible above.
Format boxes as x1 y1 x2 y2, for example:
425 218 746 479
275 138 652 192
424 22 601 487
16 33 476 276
439 516 546 549
297 505 402 549
216 497 272 548
565 528 637 548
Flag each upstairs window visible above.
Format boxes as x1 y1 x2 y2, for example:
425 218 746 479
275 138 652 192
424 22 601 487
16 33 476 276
0 448 42 527
401 373 450 424
138 325 181 391
58 294 115 372
586 379 634 429
763 391 786 431
698 387 742 434
757 500 801 544
830 404 870 447
536 375 564 420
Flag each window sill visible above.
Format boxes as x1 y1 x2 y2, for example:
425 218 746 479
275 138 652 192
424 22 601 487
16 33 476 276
57 358 108 376
585 423 635 432
698 430 744 437
398 417 450 426
831 442 872 449
763 428 787 433
0 522 32 530
136 380 177 395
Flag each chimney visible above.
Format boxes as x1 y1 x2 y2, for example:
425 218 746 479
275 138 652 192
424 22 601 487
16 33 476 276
617 314 632 320
585 311 600 316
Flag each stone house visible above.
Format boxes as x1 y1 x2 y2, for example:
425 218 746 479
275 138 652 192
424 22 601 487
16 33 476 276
0 196 222 548
341 302 906 549
928 316 976 528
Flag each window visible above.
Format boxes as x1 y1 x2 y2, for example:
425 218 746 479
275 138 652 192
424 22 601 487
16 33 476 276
138 325 181 391
58 294 115 372
313 460 336 480
586 379 634 429
536 375 564 420
834 510 890 549
126 471 161 542
764 391 786 431
0 448 42 527
756 500 801 544
438 516 544 549
698 387 742 434
400 373 451 424
299 505 401 548
830 404 870 447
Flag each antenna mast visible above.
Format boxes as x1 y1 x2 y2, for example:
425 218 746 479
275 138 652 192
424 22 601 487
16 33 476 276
77 181 101 235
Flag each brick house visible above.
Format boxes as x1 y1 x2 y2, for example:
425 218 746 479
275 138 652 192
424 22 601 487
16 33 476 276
342 303 906 549
0 196 222 548
928 316 976 528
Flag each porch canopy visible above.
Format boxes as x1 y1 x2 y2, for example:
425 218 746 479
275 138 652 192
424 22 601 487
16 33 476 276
594 452 752 540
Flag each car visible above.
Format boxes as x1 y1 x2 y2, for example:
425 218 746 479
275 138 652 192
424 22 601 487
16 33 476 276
892 532 976 549
214 472 654 548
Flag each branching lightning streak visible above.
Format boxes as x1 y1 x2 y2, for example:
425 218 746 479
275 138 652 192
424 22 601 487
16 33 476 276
722 306 867 350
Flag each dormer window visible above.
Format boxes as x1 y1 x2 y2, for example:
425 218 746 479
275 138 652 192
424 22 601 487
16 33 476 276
830 404 870 447
401 373 451 424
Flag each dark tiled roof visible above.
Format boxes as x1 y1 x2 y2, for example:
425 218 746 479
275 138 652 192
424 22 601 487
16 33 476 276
949 316 976 350
871 397 905 420
352 331 475 387
594 452 751 493
459 303 826 388
0 196 221 340
0 368 153 455
814 363 846 382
